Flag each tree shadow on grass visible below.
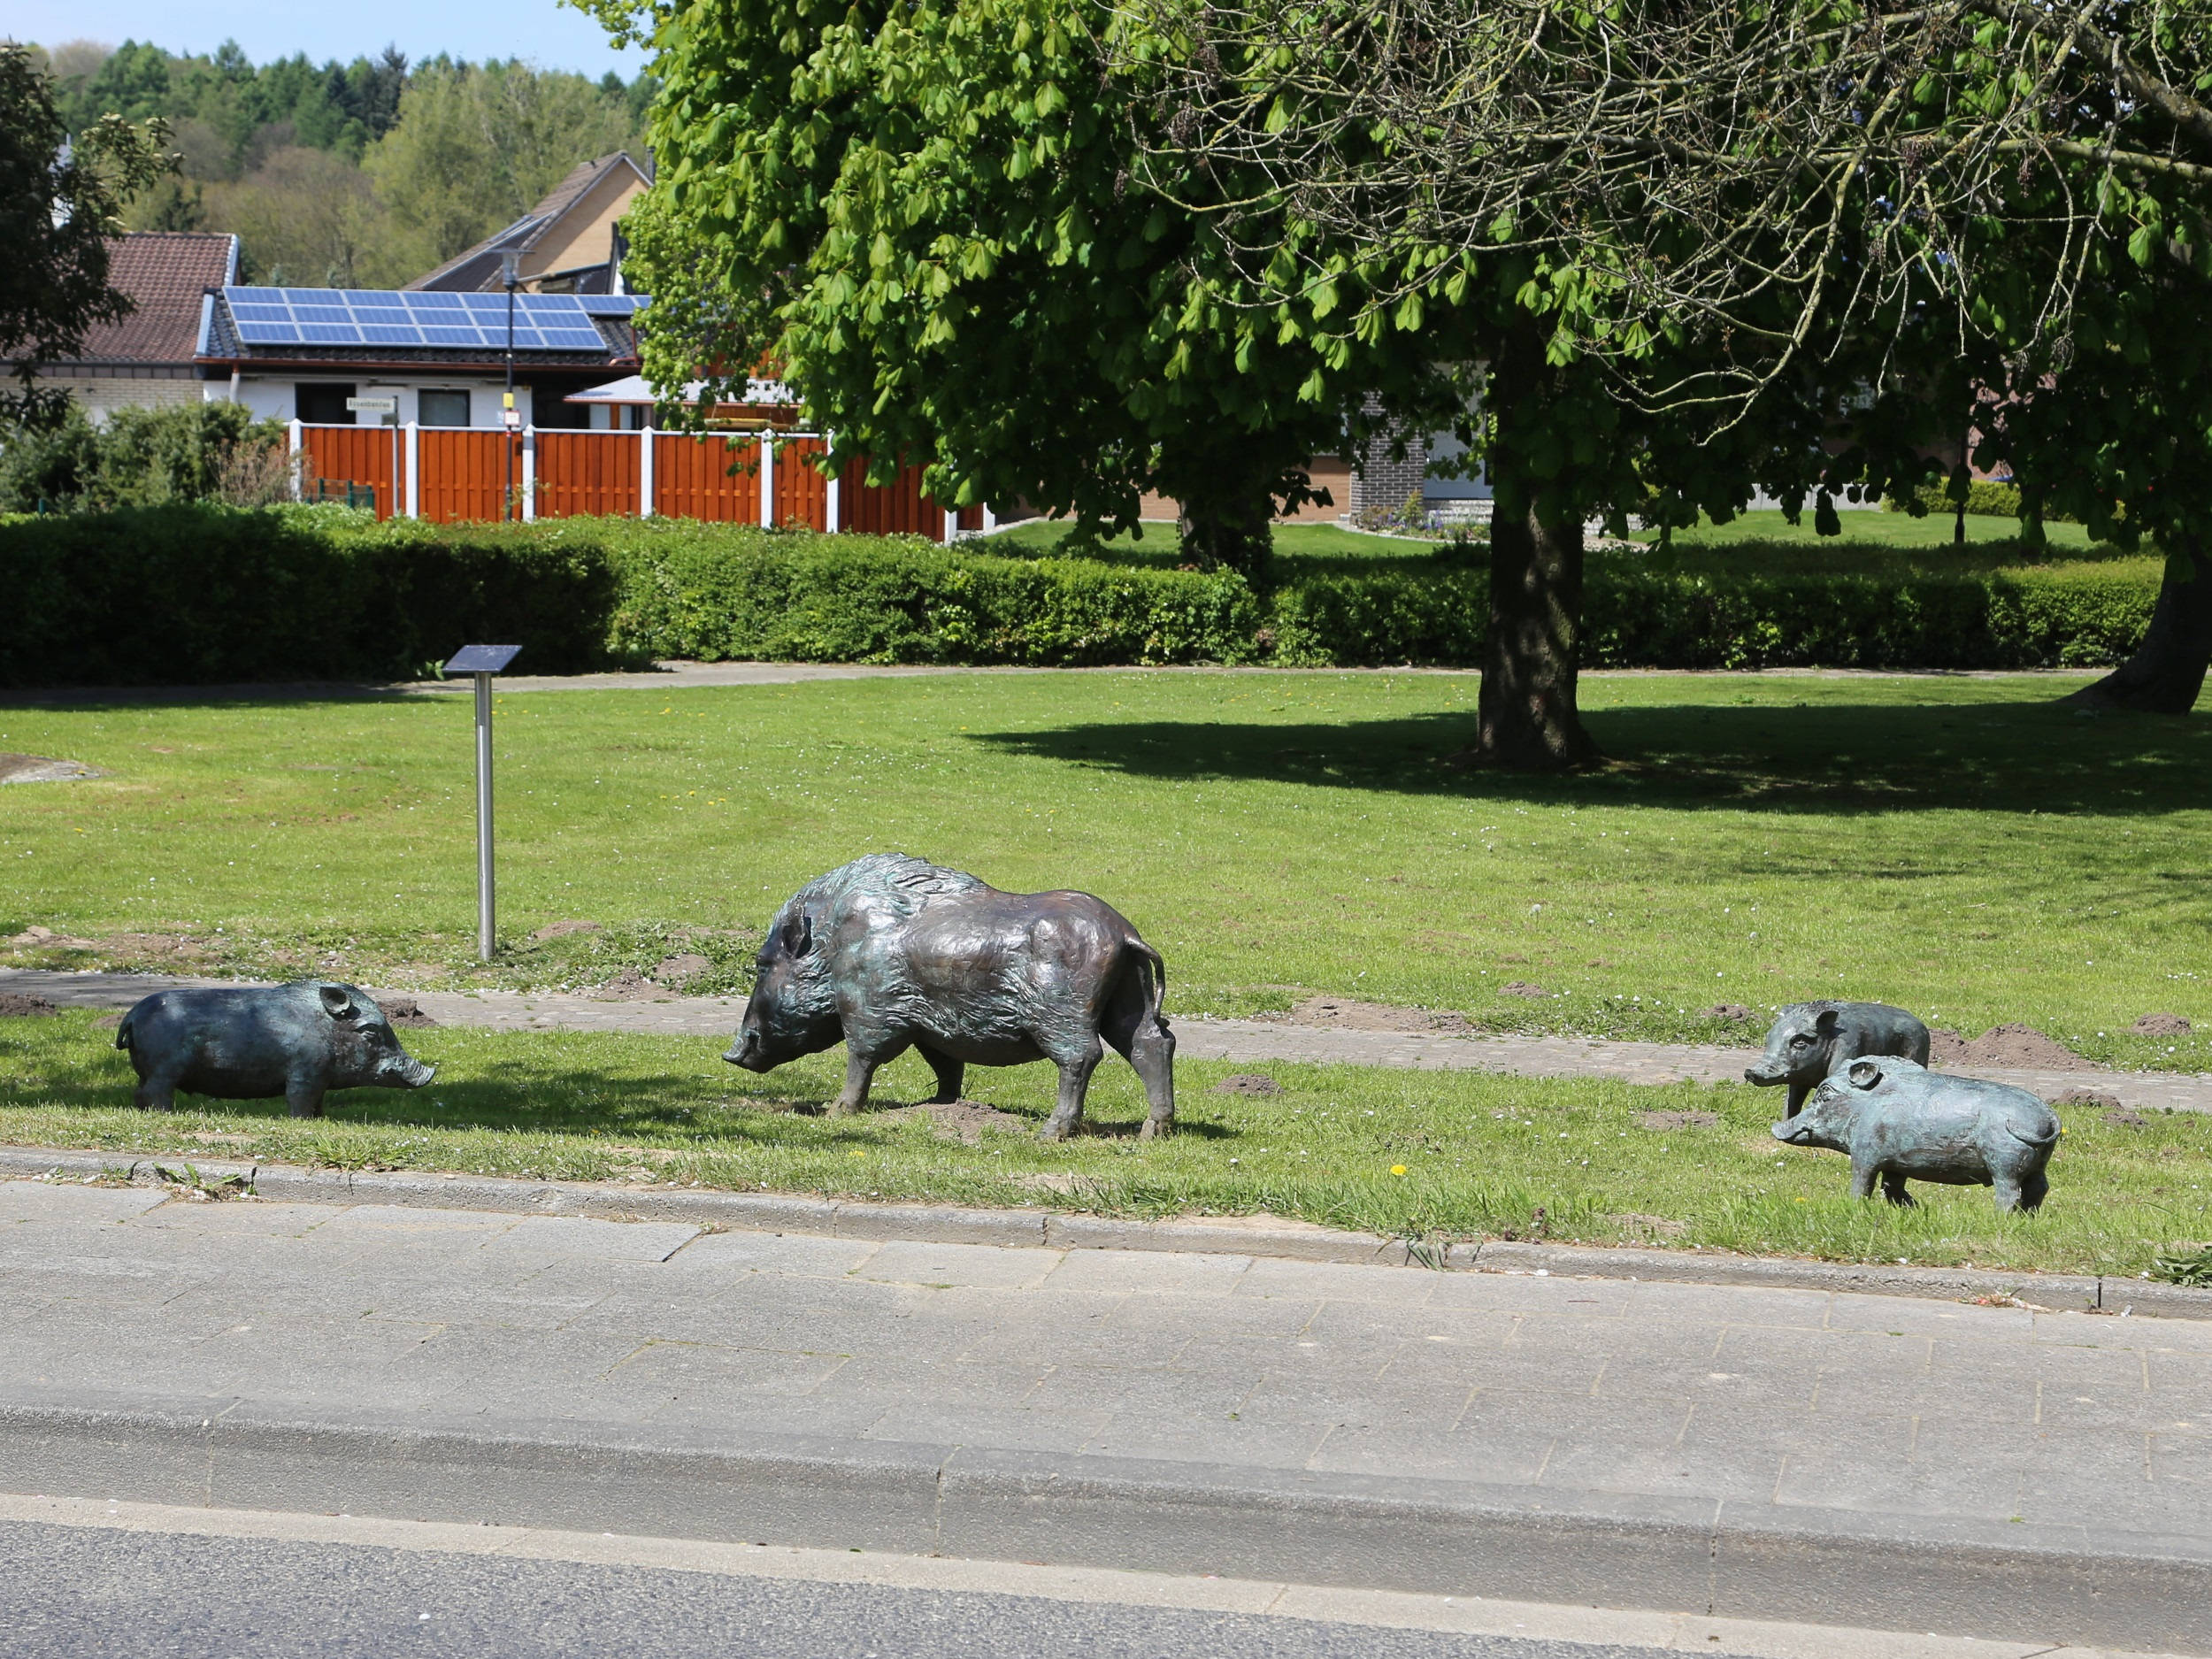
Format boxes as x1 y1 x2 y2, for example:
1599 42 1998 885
6 1029 1194 1143
973 695 2212 817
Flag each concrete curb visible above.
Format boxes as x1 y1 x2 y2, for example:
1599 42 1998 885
4 1144 2207 1321
4 1393 2208 1654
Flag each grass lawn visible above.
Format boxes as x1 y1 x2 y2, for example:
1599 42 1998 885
2 669 2208 1071
4 1010 2204 1275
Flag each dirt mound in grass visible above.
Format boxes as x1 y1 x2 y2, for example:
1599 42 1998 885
1932 1024 2097 1071
371 995 438 1028
1274 995 1475 1034
1499 981 1550 999
653 952 713 987
1212 1073 1283 1095
2133 1012 2193 1037
531 920 602 941
879 1100 1031 1143
1702 1003 1755 1024
0 753 100 784
0 993 58 1017
593 968 664 1002
1636 1110 1718 1132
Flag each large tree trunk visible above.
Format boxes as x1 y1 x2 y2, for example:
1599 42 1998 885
1175 488 1274 580
1463 332 1601 770
1159 433 1289 582
1471 496 1600 767
2064 536 2212 713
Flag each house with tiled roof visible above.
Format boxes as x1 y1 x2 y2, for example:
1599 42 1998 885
25 232 238 422
404 154 651 296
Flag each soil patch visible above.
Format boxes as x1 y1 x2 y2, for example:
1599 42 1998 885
0 993 59 1018
1212 1073 1283 1095
593 968 664 1002
6 925 97 949
1937 1023 2098 1071
2133 1013 2193 1037
1636 1110 1719 1132
878 1099 1031 1144
1609 1211 1689 1240
0 754 99 785
1702 1003 1755 1024
1273 995 1474 1034
653 952 714 988
372 995 439 1029
531 920 603 941
1500 981 1549 999
2052 1087 2122 1110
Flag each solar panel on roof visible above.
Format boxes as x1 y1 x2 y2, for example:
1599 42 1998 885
220 286 617 356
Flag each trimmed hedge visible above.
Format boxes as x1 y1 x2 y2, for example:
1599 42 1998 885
0 505 2161 687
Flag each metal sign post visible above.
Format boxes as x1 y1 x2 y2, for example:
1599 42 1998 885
442 645 523 961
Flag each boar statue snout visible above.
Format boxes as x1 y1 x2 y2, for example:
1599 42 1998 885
1744 1062 1786 1086
724 1030 768 1071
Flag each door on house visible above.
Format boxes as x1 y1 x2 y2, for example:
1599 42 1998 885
296 383 357 424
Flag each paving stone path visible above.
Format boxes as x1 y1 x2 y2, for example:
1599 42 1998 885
9 968 2208 1115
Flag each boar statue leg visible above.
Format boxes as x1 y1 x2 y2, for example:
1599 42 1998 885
833 1035 910 1117
1786 1080 1811 1118
1994 1172 2046 1213
286 1079 326 1119
918 1044 965 1106
1039 1041 1102 1142
1879 1171 1916 1207
1848 1160 1879 1201
133 1074 178 1112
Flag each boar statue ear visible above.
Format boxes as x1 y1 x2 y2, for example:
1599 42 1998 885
1846 1057 1883 1088
319 984 358 1021
1816 1008 1842 1035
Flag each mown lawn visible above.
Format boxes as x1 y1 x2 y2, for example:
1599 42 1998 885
4 1010 2204 1275
2 668 2207 1069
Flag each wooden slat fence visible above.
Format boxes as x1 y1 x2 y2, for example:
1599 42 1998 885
291 423 977 538
297 426 403 520
535 431 641 519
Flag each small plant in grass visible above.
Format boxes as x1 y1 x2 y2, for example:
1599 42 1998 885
2153 1245 2212 1287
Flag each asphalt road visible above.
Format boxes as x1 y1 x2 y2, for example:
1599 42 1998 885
0 1519 1658 1659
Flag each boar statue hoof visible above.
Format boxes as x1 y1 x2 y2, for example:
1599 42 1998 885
1138 1118 1170 1141
726 854 1176 1145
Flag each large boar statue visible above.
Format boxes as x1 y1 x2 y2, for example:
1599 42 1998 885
726 854 1176 1141
1746 1000 1932 1117
1772 1056 2059 1212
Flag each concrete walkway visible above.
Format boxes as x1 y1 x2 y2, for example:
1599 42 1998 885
10 967 2210 1114
3 1175 2208 1653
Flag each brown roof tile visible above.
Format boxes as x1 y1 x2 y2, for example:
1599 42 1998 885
73 233 237 365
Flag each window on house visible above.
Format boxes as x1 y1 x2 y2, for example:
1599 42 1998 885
296 384 356 425
419 389 471 428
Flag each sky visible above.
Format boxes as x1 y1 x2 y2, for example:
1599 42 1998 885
10 0 647 79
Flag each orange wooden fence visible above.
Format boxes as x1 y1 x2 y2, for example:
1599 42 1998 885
655 434 762 523
536 430 643 519
298 426 403 520
295 425 974 536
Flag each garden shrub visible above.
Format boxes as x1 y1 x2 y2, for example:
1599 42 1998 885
0 403 292 513
0 505 2162 686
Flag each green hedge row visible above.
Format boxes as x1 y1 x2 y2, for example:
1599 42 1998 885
0 505 2160 686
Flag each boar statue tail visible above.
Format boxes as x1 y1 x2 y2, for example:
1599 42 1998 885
2007 1117 2061 1148
1127 937 1168 1026
113 1008 136 1052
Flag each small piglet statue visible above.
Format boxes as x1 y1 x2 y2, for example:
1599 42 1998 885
1746 1000 1932 1117
117 980 435 1118
1772 1056 2060 1212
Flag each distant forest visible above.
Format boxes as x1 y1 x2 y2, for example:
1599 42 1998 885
22 39 654 288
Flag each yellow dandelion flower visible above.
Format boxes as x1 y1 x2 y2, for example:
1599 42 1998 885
1390 1164 1408 1177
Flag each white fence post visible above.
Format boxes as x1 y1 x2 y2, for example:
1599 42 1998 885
288 419 302 501
520 426 536 523
981 502 997 534
405 423 419 518
824 434 839 533
759 435 775 527
640 421 656 518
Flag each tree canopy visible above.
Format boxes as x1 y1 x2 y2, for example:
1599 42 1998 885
0 42 175 426
594 0 1470 574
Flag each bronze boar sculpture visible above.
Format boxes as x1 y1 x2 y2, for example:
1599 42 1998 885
726 854 1176 1141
